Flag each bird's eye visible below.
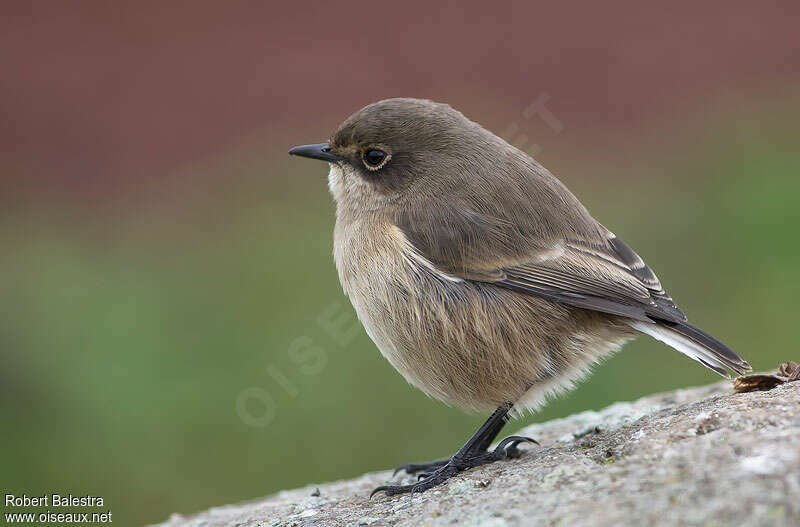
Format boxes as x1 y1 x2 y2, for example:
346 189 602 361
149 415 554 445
362 148 390 170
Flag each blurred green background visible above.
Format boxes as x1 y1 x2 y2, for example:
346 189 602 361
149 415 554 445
2 2 799 525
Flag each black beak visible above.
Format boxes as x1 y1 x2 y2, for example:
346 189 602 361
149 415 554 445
288 143 344 162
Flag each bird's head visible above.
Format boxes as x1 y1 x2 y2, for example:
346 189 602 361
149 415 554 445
289 98 502 212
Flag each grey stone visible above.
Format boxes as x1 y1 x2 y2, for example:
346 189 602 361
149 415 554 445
153 381 800 527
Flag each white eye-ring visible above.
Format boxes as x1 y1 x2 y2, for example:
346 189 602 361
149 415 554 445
362 148 391 171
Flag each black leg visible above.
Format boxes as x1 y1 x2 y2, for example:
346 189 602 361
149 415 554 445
471 402 514 451
392 403 513 477
372 403 538 497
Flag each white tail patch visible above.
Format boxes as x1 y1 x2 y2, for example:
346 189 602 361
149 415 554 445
627 321 731 378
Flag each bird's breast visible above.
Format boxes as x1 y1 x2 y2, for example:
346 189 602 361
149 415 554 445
332 214 469 389
333 215 412 299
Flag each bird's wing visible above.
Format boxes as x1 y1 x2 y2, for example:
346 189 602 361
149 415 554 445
498 235 687 323
394 204 687 324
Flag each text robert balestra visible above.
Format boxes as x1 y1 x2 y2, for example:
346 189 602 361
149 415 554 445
5 494 105 507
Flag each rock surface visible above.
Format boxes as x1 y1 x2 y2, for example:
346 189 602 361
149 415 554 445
156 381 800 527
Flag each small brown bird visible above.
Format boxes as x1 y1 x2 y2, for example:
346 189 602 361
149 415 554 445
289 98 751 496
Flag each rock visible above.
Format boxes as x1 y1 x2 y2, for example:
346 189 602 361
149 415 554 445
153 381 800 527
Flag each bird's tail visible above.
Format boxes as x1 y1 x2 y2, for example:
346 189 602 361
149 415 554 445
627 320 752 378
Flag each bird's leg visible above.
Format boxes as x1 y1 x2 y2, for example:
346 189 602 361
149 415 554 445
373 403 538 497
391 403 512 476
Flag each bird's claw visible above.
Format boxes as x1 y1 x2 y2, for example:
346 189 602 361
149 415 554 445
372 462 458 497
372 435 539 498
493 435 539 459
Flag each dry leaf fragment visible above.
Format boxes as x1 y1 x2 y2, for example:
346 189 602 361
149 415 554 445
733 361 800 393
777 361 799 380
733 375 785 392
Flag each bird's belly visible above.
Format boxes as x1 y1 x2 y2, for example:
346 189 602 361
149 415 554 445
334 220 634 412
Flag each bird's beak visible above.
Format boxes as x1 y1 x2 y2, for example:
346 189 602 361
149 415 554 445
288 143 344 163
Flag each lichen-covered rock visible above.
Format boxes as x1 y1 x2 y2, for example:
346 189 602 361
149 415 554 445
154 381 800 527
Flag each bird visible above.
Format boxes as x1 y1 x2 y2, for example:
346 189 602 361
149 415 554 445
288 98 751 497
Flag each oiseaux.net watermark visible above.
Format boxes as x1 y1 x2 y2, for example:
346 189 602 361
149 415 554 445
4 494 112 524
503 92 564 155
235 302 361 428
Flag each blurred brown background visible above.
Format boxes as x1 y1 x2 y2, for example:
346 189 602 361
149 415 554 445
2 2 798 525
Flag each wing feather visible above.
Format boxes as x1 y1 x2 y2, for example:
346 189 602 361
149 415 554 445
499 237 687 323
395 205 686 324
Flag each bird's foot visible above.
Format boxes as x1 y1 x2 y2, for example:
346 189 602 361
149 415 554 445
392 458 449 477
373 435 537 497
